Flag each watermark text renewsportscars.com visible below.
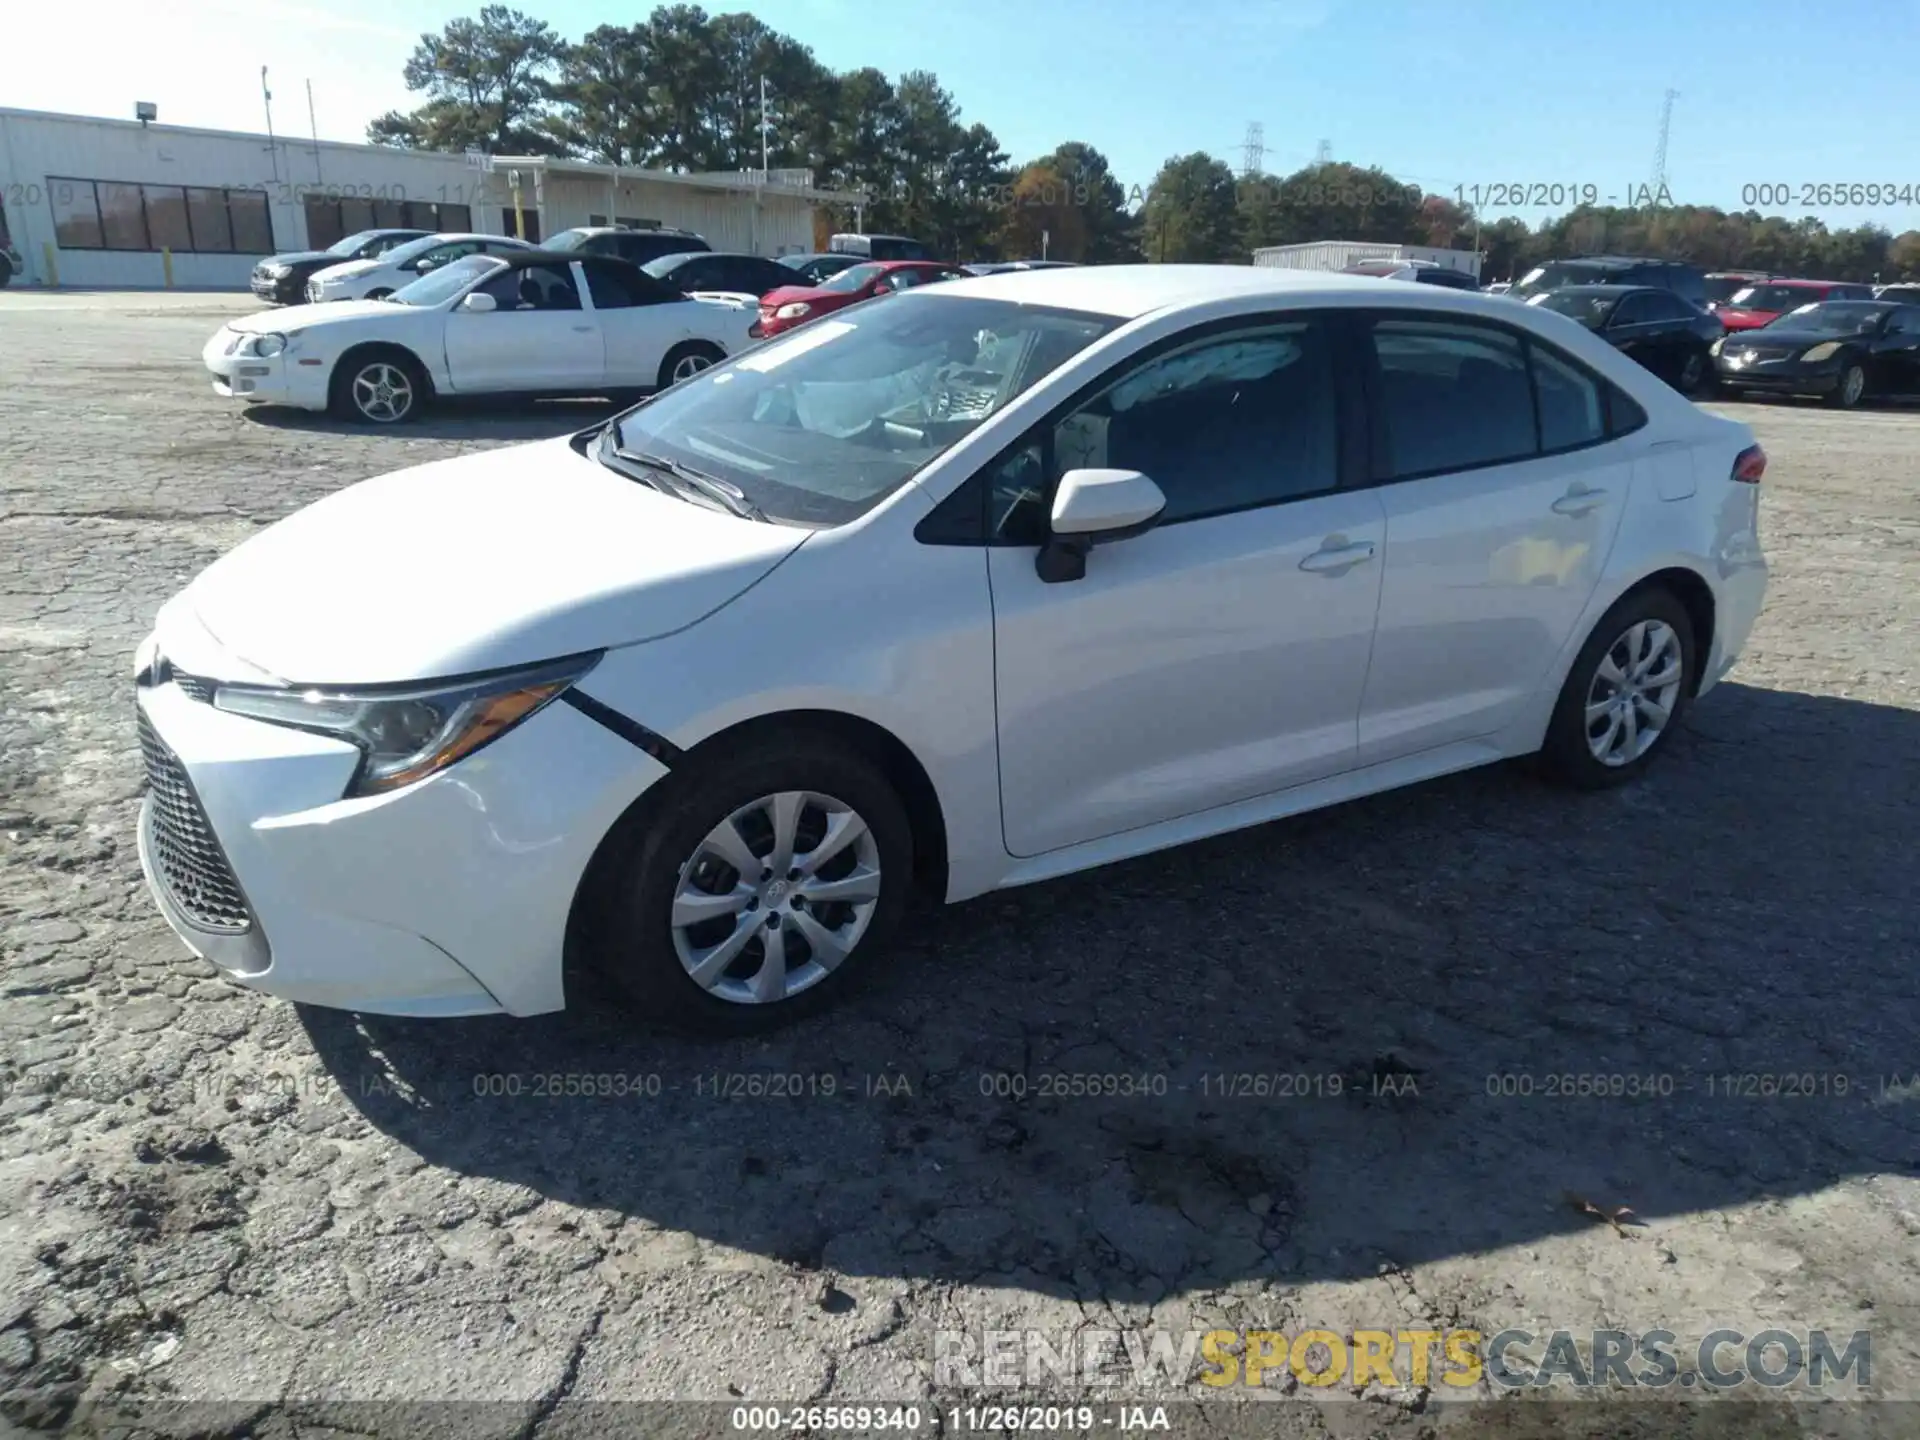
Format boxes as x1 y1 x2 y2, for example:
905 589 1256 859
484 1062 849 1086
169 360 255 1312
934 1327 1871 1392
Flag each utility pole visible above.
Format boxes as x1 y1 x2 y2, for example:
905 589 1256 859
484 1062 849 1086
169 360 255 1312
261 67 280 182
759 76 771 181
306 79 322 185
1651 88 1678 195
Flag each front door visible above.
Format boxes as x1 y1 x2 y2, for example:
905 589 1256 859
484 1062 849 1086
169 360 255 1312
988 317 1387 858
443 261 604 392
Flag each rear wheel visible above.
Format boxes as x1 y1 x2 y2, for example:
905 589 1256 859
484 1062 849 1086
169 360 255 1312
591 735 914 1032
1828 361 1867 409
0 254 13 288
1676 348 1709 396
364 287 394 302
1538 587 1696 790
658 341 725 390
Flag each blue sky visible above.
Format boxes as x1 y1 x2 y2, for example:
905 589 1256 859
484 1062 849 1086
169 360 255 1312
17 0 1920 232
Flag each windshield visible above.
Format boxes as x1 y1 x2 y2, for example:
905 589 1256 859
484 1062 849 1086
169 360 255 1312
1533 290 1619 328
1762 302 1886 334
820 263 887 294
387 254 504 306
1729 284 1819 312
1703 276 1758 305
1511 262 1616 299
641 253 701 278
378 233 467 266
325 230 383 257
609 293 1118 526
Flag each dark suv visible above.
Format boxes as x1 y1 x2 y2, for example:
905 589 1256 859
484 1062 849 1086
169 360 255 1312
1511 254 1707 307
544 226 711 266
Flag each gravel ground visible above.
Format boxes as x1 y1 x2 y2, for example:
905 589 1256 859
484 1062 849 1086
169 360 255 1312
0 291 1915 1439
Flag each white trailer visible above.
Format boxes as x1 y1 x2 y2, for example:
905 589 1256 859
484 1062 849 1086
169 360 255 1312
1253 240 1482 280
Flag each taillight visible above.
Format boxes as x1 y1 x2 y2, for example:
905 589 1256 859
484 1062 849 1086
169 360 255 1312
1732 444 1766 484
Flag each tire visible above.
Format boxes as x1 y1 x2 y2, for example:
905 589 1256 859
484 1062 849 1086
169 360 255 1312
657 341 725 391
1827 360 1867 409
364 288 394 302
592 734 915 1033
0 255 13 288
328 348 426 425
1537 586 1697 790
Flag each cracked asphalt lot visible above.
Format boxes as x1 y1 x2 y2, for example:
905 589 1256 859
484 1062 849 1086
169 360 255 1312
1 291 1916 1439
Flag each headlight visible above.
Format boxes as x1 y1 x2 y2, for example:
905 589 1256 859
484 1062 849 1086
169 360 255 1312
239 332 288 358
1709 337 1724 356
263 263 291 278
774 302 811 320
212 652 600 797
1800 342 1842 362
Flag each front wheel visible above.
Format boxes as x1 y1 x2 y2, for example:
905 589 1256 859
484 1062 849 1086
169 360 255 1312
364 288 394 302
1827 361 1867 409
1538 587 1696 790
592 734 915 1032
0 254 13 288
658 341 725 390
329 351 425 424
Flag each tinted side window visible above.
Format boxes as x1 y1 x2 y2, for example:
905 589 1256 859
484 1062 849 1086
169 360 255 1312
1890 307 1920 334
582 262 641 309
1606 384 1648 437
1530 343 1606 451
1370 319 1535 479
1611 294 1655 326
1049 322 1339 526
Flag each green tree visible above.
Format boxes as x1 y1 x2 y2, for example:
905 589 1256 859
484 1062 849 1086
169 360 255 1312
545 23 654 165
368 5 566 154
1142 152 1241 262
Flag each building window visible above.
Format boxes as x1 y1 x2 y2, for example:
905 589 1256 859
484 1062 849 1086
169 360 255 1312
501 207 542 242
46 177 278 254
305 195 473 250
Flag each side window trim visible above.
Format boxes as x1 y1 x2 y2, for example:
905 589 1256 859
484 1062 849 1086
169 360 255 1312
916 308 1367 548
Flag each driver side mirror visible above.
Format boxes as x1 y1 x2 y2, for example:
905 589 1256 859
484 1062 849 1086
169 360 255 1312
458 291 497 313
1035 469 1167 584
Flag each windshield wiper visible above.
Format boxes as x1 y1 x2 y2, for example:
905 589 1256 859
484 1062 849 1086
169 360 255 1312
595 431 769 522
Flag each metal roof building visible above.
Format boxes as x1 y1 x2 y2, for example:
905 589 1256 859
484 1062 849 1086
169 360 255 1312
0 106 865 290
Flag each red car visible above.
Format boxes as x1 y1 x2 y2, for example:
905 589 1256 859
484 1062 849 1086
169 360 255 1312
1715 277 1877 332
753 259 970 339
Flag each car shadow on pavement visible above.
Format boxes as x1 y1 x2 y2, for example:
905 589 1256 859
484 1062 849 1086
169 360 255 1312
240 395 626 443
302 680 1919 1299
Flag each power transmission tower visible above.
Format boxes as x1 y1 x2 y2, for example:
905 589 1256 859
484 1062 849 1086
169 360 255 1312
1314 138 1332 166
1651 89 1678 194
1241 122 1265 178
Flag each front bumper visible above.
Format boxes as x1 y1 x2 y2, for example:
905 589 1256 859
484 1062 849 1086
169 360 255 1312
133 642 670 1017
250 274 300 303
200 329 330 409
1713 360 1838 395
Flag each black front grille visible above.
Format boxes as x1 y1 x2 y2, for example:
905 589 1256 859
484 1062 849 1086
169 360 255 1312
137 708 252 934
173 673 214 704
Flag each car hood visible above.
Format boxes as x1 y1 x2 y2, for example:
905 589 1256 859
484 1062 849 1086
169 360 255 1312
760 283 845 309
259 250 337 269
1723 325 1859 349
1717 308 1784 328
179 435 810 685
228 300 413 334
312 259 382 282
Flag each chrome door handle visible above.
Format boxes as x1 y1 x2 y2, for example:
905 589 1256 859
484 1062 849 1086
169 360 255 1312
1299 541 1376 573
1552 487 1608 516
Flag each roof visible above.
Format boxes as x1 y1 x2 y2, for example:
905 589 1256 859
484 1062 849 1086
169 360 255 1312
558 225 703 238
1764 278 1849 288
1539 284 1661 296
922 264 1444 320
493 155 867 206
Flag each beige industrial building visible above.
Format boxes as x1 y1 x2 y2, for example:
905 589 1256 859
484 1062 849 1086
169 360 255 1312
0 105 864 289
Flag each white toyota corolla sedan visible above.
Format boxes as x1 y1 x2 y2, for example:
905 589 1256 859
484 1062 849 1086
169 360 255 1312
140 266 1769 1030
202 250 759 423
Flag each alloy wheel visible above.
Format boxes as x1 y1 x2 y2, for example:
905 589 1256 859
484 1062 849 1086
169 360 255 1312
351 363 414 422
1842 365 1865 406
671 351 715 383
670 790 882 1005
1583 619 1684 767
1679 352 1705 392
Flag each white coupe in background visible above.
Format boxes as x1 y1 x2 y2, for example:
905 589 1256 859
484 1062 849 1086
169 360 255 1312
306 231 534 302
204 251 759 423
154 266 1768 1032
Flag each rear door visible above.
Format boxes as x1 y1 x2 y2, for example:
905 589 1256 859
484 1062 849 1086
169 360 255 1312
581 258 689 387
1355 314 1632 763
443 261 605 392
1604 292 1669 377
